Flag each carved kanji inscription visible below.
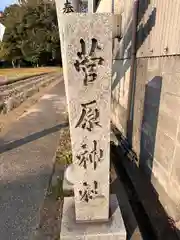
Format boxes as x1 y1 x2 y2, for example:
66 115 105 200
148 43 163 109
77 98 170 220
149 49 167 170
74 38 104 86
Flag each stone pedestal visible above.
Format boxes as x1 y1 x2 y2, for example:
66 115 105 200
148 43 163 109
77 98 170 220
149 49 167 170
88 0 95 13
63 164 74 195
60 194 126 240
63 177 74 195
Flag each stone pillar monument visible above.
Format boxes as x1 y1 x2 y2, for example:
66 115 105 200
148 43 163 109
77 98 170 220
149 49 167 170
88 0 95 13
62 12 112 222
55 1 126 239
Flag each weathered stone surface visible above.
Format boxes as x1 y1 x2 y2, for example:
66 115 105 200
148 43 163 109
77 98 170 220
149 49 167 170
160 93 180 120
161 57 178 74
162 72 180 96
154 130 175 170
171 146 180 185
64 164 76 185
60 13 112 222
4 96 21 113
111 98 127 136
0 76 59 115
25 86 39 98
157 112 178 140
60 194 126 240
111 49 180 232
63 177 74 196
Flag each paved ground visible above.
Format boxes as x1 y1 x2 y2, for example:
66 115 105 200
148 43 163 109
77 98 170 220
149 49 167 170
0 80 67 240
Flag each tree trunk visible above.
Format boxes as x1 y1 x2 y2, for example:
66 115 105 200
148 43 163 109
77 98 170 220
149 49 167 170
12 60 15 68
18 59 21 68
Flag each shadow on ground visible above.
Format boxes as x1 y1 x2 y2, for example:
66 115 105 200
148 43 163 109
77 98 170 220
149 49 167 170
0 122 69 154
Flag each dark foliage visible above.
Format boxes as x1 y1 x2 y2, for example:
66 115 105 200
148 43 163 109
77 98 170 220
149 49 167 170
0 0 61 67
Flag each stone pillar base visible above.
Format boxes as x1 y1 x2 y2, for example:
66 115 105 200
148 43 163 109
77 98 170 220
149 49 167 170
63 177 74 196
60 194 126 240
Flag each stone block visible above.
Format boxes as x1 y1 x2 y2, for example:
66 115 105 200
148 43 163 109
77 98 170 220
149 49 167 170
171 146 180 185
60 194 126 240
151 159 169 197
134 83 146 102
154 130 175 170
25 87 39 98
172 56 180 73
154 145 171 170
62 165 74 196
112 59 131 105
63 177 74 196
116 104 127 132
133 99 144 114
157 112 178 140
147 58 161 73
161 57 177 74
162 72 180 96
4 96 21 113
136 59 148 85
160 92 180 120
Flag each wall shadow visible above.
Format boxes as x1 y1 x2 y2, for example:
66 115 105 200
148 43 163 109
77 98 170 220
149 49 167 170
126 6 157 146
111 0 157 148
111 143 155 240
110 1 180 238
0 122 69 154
139 76 162 178
112 1 156 92
110 147 146 239
94 0 101 12
111 137 180 240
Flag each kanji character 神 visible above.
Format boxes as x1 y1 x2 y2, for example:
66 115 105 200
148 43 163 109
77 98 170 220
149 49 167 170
76 140 103 170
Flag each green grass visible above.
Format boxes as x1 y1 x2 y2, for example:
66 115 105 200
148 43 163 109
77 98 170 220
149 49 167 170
0 67 61 82
49 177 64 200
49 127 72 200
56 150 72 166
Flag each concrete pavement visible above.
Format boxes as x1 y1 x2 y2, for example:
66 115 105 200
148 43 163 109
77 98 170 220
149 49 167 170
0 80 67 240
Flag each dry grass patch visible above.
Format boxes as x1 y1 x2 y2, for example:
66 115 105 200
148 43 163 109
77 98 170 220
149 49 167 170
0 67 61 82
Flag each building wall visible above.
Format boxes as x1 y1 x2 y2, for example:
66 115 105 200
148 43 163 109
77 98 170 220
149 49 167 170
111 0 133 136
133 57 180 223
136 0 180 58
97 0 180 226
